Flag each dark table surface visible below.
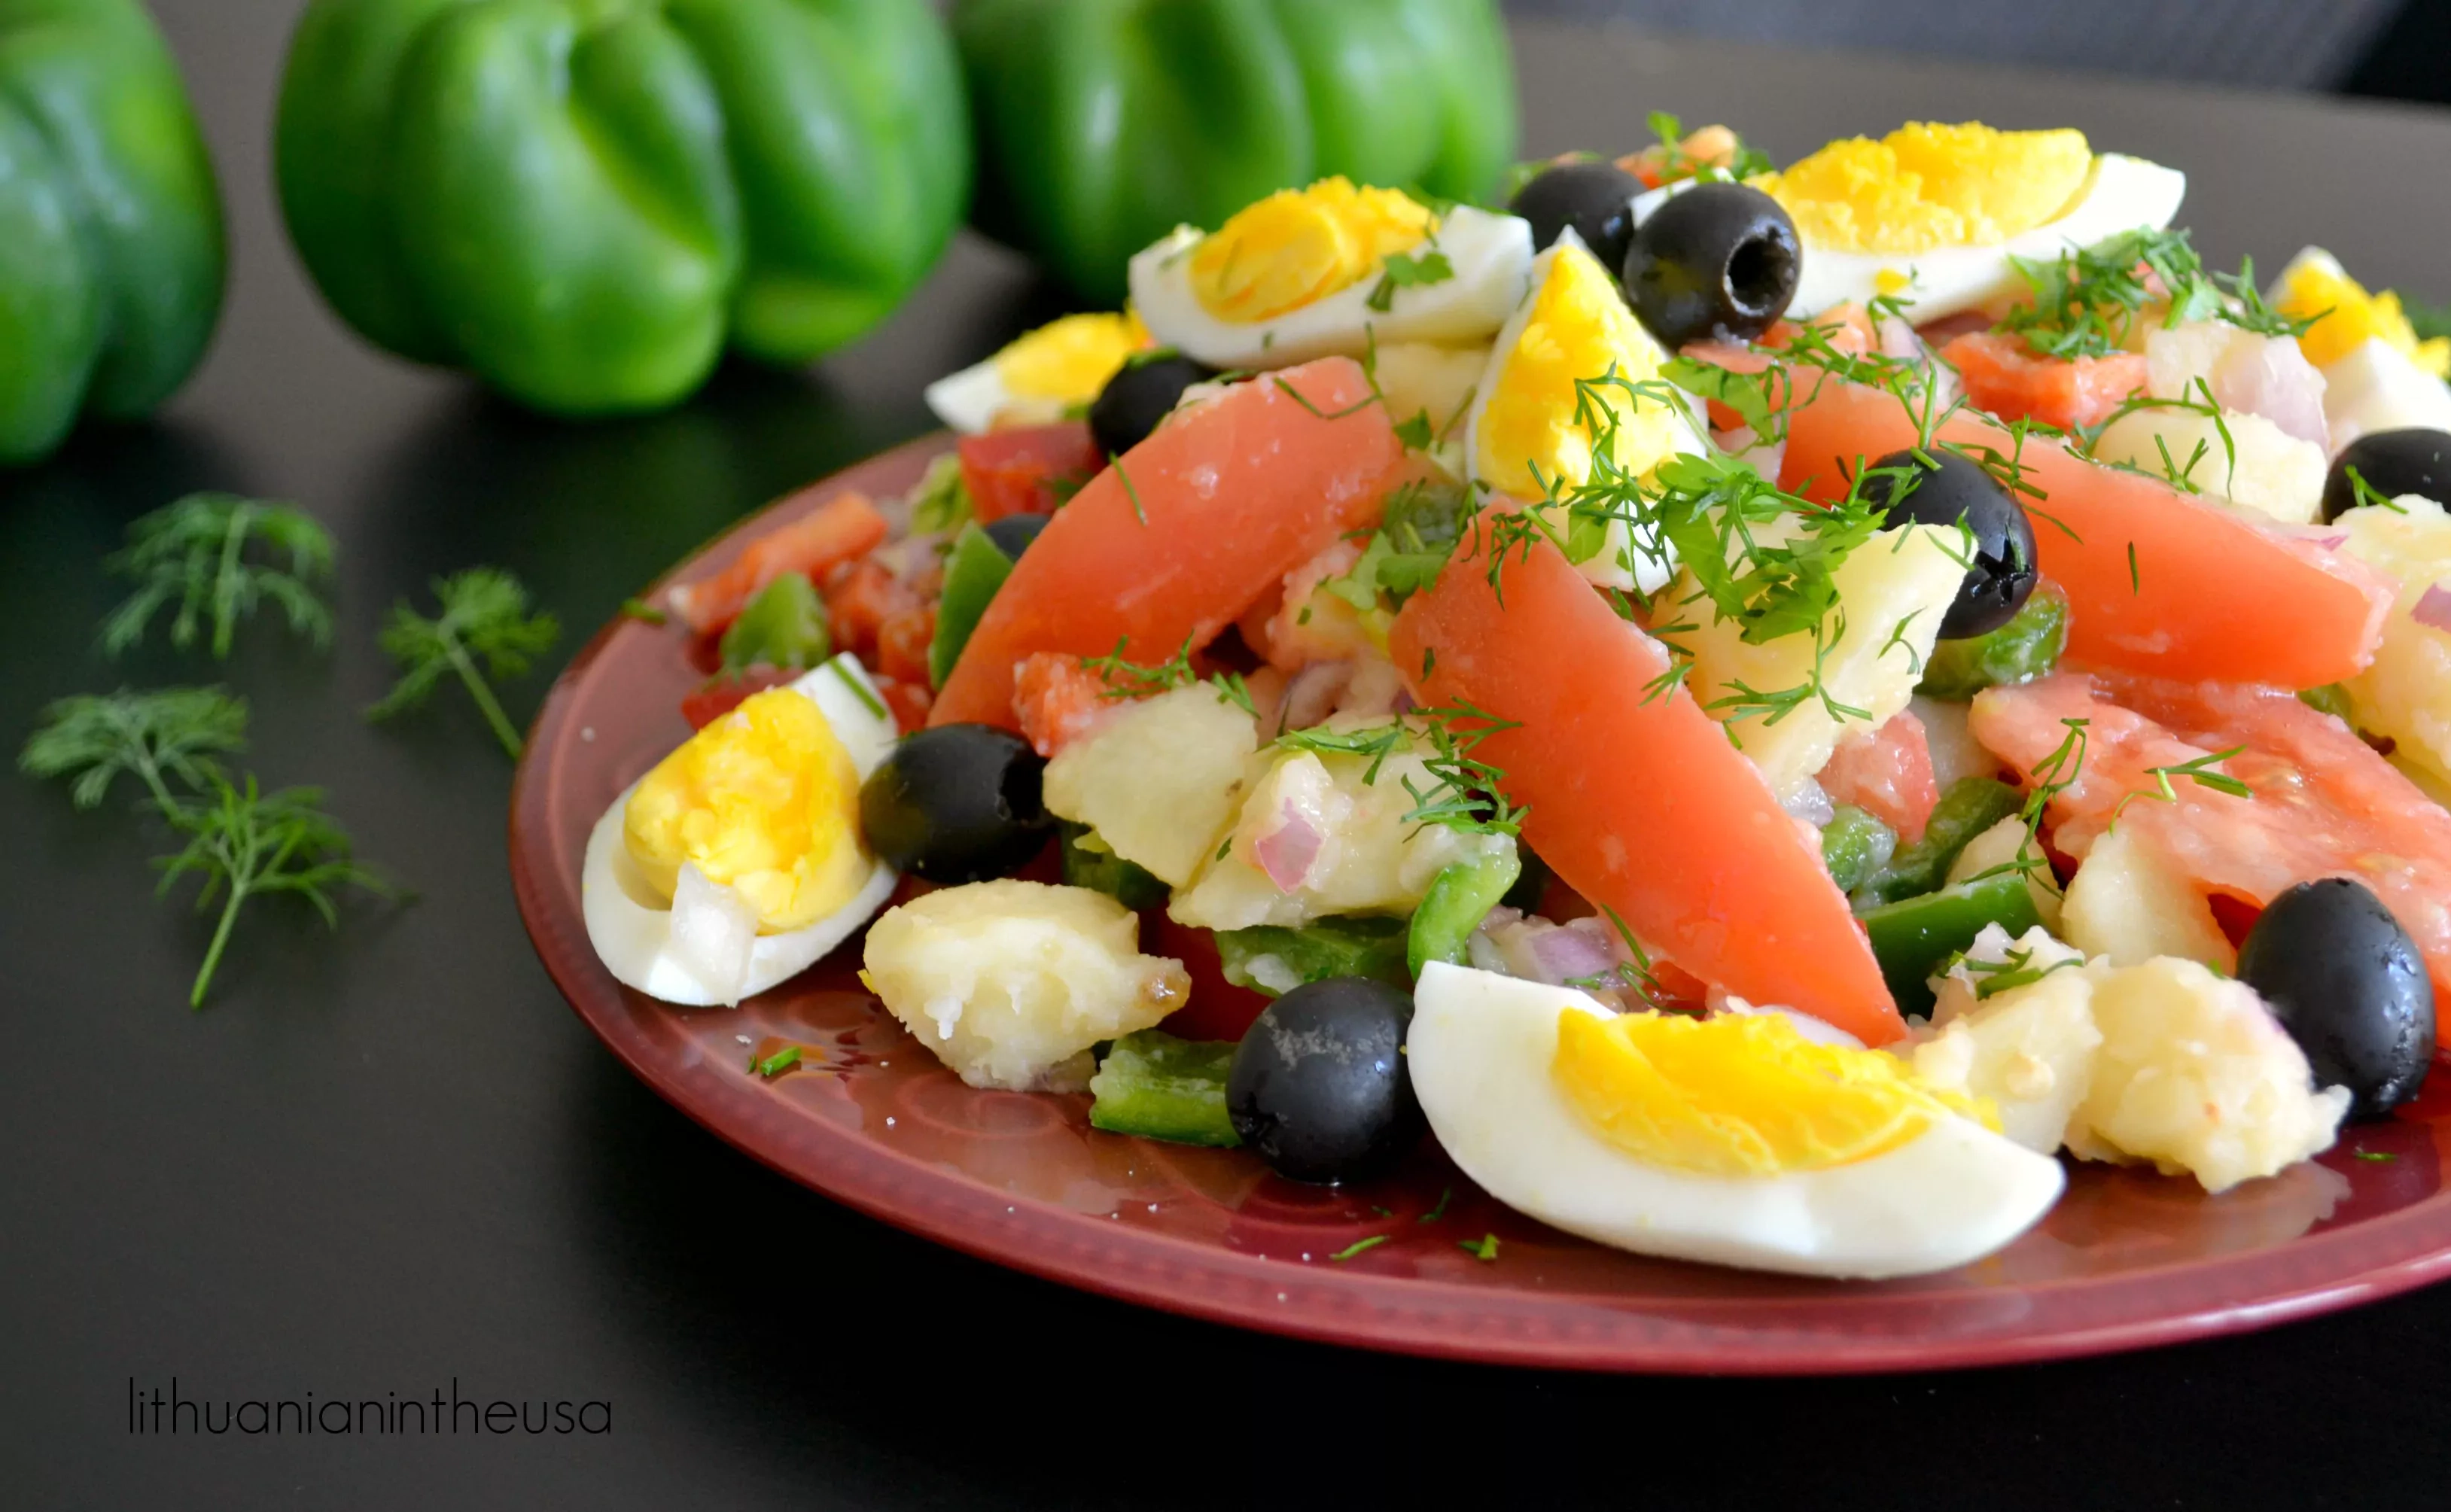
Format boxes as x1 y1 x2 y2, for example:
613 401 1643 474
11 6 2451 1508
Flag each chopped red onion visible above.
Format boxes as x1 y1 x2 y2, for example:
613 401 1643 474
2413 584 2451 635
1252 804 1324 892
2213 333 2329 450
1277 660 1352 735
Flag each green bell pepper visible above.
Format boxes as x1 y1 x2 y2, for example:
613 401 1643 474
1215 914 1410 996
0 0 224 467
1088 1030 1241 1146
953 0 1518 303
1850 777 2025 908
1407 849 1520 978
276 0 969 416
1820 804 1898 896
928 522 1015 689
1917 583 2069 701
1858 870 2043 1018
717 572 831 672
1058 821 1167 911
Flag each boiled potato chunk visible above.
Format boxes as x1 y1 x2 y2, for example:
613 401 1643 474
1043 684 1259 887
2337 495 2451 790
2060 826 2234 971
863 881 1189 1091
2090 406 2325 525
1910 925 2099 1155
1168 727 1515 930
2066 957 2349 1192
1679 523 1963 802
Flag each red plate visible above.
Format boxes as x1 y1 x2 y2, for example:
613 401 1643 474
510 434 2451 1374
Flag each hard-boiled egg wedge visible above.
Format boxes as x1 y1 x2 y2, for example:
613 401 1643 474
1130 177 1533 370
1408 963 2066 1279
2268 248 2451 446
1634 122 2185 324
924 310 1149 434
582 657 900 1007
1463 230 1704 592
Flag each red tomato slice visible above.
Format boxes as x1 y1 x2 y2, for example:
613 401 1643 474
931 358 1406 731
1390 531 1901 1045
1011 652 1114 756
823 556 921 662
1971 671 2451 1027
668 490 888 635
1779 376 2391 689
958 423 1107 523
678 667 800 730
1149 915 1275 1043
1819 709 1940 845
1941 330 2149 431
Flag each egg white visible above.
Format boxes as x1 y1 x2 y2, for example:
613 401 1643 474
924 359 1034 436
1407 963 2066 1279
581 656 901 1008
1460 230 1704 595
1129 205 1534 370
1631 154 2187 325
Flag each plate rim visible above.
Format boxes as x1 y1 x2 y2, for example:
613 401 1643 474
508 430 2451 1375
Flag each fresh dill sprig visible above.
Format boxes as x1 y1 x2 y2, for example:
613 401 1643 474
1641 111 1776 184
20 686 248 816
1400 701 1527 838
1277 720 1408 785
1996 227 2309 361
367 567 560 759
1965 716 2090 889
1950 945 2082 1000
2111 744 2253 825
1079 634 1198 699
155 773 392 1008
101 494 335 660
1366 248 1454 313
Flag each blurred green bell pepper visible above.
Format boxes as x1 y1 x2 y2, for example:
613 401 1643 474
275 0 969 417
954 0 1517 303
0 0 224 467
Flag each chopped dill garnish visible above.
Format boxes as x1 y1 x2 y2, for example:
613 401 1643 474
1995 227 2309 361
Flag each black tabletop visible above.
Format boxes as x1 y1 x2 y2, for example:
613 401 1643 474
10 7 2451 1508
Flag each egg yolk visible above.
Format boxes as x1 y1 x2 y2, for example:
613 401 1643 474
1754 122 2093 256
1553 1009 1996 1179
992 310 1151 401
2274 253 2451 378
622 688 866 934
1189 178 1435 324
1474 240 1685 500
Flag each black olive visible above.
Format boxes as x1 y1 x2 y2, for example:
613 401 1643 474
1226 977 1422 1185
1507 159 1646 270
982 511 1048 558
1860 449 2038 639
1088 353 1216 458
2236 878 2433 1121
1620 182 1801 348
857 724 1052 883
2322 427 2451 523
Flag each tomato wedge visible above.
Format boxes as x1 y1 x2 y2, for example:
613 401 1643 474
931 357 1406 729
958 422 1107 523
1939 331 2148 431
1819 709 1939 845
1390 531 1902 1045
1971 670 2451 1027
667 489 889 635
1778 376 2389 689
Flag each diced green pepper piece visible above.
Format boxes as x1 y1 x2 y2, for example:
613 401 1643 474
1917 584 2069 700
1408 849 1522 978
1850 777 2023 908
1088 1030 1239 1147
2299 683 2354 721
909 452 972 535
1059 822 1166 911
1216 915 1410 996
927 522 1016 688
1821 805 1898 894
1858 870 2043 1018
717 573 830 674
